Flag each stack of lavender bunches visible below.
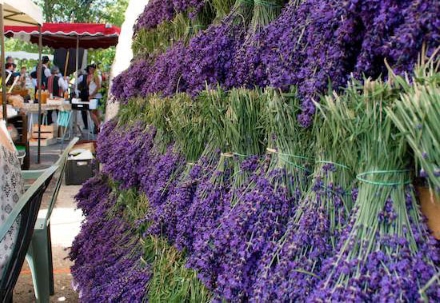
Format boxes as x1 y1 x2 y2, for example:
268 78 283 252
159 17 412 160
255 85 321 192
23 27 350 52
251 87 358 301
72 0 440 299
387 54 440 195
72 71 440 301
70 176 150 301
309 77 440 302
113 0 439 124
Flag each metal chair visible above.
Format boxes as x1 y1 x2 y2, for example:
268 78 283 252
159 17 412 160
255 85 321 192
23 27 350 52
0 165 58 303
22 137 79 302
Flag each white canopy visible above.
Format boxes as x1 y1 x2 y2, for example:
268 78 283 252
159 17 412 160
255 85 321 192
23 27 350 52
6 50 52 61
1 0 43 26
1 0 43 160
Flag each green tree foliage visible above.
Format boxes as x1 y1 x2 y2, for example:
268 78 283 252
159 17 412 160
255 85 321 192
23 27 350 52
33 0 128 26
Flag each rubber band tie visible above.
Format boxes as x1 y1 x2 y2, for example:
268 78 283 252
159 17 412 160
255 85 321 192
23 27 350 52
221 152 234 158
266 148 310 161
233 152 252 158
356 170 411 186
277 153 310 172
316 160 350 170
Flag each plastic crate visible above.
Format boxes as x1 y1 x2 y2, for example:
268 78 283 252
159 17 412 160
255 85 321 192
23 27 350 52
65 158 95 185
71 102 90 110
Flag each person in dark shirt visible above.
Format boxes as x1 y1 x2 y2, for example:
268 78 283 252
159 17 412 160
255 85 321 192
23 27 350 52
46 66 68 125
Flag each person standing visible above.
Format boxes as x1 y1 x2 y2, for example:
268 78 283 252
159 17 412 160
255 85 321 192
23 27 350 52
76 69 89 130
4 63 15 86
30 56 52 96
18 66 29 89
86 64 102 134
5 56 14 64
46 66 69 125
0 120 24 277
76 64 101 133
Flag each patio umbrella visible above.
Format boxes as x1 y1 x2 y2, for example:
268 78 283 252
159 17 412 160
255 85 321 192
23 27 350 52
1 0 43 119
5 23 121 49
0 0 43 161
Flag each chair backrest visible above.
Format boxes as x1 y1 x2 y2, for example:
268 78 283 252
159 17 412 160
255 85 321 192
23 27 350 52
0 165 58 302
45 137 79 223
21 137 79 226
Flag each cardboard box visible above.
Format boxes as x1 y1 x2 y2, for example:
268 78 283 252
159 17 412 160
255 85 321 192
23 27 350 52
29 138 57 146
32 131 55 139
418 187 440 240
72 141 96 154
32 124 57 133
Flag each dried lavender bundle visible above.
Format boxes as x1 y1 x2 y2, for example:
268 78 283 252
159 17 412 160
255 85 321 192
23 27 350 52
310 78 440 302
252 88 358 301
71 175 150 301
194 88 312 300
387 52 440 194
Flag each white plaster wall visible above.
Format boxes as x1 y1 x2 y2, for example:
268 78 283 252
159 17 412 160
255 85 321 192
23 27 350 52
105 0 149 121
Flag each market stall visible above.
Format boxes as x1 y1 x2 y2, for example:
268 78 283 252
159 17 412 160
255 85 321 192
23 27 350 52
4 22 120 158
0 0 43 162
4 23 120 84
0 0 43 118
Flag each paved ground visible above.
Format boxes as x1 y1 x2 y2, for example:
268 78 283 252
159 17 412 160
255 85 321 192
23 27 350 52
14 185 82 302
13 117 96 302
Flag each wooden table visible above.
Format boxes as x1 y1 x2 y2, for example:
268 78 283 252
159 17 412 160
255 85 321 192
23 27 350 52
19 102 72 114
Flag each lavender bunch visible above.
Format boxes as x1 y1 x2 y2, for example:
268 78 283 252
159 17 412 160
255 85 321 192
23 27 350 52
141 42 189 97
146 161 203 244
294 0 366 127
98 121 156 189
251 91 357 301
179 152 233 254
182 21 245 95
209 161 297 301
74 174 112 217
181 87 260 286
352 0 440 78
182 1 254 95
71 175 150 302
165 89 232 250
134 0 176 32
110 58 154 104
386 52 440 194
310 78 440 302
226 0 285 88
191 88 311 300
255 0 308 90
144 236 212 302
140 145 186 231
177 90 234 283
187 154 261 292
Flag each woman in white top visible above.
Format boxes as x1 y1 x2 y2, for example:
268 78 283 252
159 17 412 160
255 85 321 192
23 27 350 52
0 120 24 277
86 64 102 134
